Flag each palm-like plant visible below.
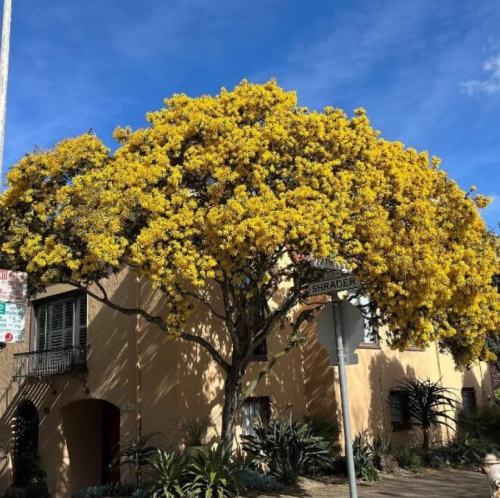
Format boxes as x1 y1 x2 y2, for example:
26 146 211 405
184 445 245 498
392 378 458 452
148 449 185 498
112 431 162 486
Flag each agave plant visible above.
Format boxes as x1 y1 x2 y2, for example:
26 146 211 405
391 377 458 452
148 449 185 498
184 445 245 498
112 431 162 486
242 418 330 485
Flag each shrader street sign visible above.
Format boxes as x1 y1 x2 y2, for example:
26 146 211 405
316 301 365 366
308 274 361 296
0 270 28 303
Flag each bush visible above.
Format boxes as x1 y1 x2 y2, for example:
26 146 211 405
458 406 500 443
179 416 211 447
147 449 185 498
303 413 340 454
442 433 499 466
242 418 330 484
112 432 161 487
15 451 50 498
392 447 422 471
359 466 380 482
352 432 374 476
184 445 244 498
351 432 380 481
240 470 284 493
371 434 392 458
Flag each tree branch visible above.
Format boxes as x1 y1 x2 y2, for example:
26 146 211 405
184 290 227 321
65 281 231 373
180 331 230 373
238 306 321 405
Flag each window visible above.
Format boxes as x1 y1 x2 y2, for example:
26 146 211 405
35 293 87 351
252 340 268 360
351 295 379 347
461 388 477 411
389 389 412 430
241 396 271 436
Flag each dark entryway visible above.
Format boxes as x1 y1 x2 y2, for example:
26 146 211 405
61 399 120 492
13 401 39 486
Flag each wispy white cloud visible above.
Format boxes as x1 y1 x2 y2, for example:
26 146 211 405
460 54 500 95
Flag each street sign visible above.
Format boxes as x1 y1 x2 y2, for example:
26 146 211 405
310 257 340 270
316 301 365 366
308 274 361 296
0 330 23 343
0 302 27 332
0 270 28 303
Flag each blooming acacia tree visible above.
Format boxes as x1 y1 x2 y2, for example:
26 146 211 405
0 81 499 448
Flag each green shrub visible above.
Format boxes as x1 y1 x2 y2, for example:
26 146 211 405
359 466 380 482
352 432 374 476
147 449 185 498
242 418 330 484
184 445 244 498
443 433 499 466
421 448 450 469
303 413 340 454
113 432 162 487
458 406 500 443
392 447 422 471
179 416 211 447
371 434 392 458
351 432 381 481
240 470 284 493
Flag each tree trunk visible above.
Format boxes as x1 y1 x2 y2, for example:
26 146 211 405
422 427 430 453
220 367 243 453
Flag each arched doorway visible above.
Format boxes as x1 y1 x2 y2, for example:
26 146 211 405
61 399 120 492
13 401 39 486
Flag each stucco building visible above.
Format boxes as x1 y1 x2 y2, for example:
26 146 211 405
0 268 494 496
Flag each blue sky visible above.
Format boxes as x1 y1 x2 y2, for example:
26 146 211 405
3 0 500 229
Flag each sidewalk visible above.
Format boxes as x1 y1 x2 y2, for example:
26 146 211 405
245 469 489 498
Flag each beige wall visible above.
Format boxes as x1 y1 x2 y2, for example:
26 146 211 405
0 269 495 496
303 317 494 448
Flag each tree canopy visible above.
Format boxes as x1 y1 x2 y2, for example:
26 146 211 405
1 79 499 444
1 80 499 368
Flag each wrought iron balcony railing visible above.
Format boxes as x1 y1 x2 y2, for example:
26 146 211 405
13 346 87 379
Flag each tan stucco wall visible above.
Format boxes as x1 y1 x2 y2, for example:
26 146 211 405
303 317 494 448
0 268 495 496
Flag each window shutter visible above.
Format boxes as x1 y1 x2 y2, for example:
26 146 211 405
36 306 47 351
76 294 87 346
63 299 74 347
48 301 64 349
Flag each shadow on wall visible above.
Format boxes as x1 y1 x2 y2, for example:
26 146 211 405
300 311 340 431
366 352 444 449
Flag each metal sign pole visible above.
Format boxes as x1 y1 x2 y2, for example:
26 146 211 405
0 0 12 190
332 295 358 498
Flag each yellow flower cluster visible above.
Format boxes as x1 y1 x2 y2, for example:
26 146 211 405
0 80 498 365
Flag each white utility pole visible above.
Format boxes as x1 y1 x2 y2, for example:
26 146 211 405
0 0 12 190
